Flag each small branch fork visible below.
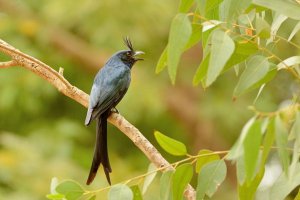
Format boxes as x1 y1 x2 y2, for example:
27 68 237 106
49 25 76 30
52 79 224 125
0 39 196 199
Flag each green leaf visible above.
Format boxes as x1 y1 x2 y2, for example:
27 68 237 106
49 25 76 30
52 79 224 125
277 56 300 70
275 115 290 174
193 53 210 86
245 4 268 13
270 14 288 37
160 170 174 200
223 41 258 72
205 29 235 87
196 0 223 19
46 194 65 200
131 185 143 200
202 25 215 48
219 0 251 23
288 21 300 41
185 23 202 49
172 163 193 200
88 195 96 200
154 131 187 156
196 160 227 199
261 117 275 166
241 63 277 97
195 0 206 14
227 117 256 160
108 184 133 200
195 149 220 173
236 156 246 184
205 0 223 16
55 180 84 200
233 55 270 97
157 24 202 75
290 113 300 181
290 112 300 141
253 0 300 20
295 189 300 200
179 0 194 13
238 167 265 200
142 163 157 194
243 120 262 182
266 163 300 200
167 13 192 84
238 10 255 25
156 46 168 73
255 17 271 38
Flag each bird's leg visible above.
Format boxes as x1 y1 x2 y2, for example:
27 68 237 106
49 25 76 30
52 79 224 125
110 107 119 114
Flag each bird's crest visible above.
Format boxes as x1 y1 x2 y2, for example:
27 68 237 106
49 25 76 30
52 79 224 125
123 36 134 52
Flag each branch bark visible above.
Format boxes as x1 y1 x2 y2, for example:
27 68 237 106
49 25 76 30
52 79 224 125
0 39 196 199
0 60 17 68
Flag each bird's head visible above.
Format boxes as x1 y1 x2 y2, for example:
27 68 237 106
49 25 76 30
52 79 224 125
114 37 144 68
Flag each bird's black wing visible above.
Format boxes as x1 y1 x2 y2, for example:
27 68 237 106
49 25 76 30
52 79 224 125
85 65 130 125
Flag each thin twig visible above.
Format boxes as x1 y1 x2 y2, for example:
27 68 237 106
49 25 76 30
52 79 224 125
84 150 229 196
0 38 196 199
0 60 17 68
248 103 300 118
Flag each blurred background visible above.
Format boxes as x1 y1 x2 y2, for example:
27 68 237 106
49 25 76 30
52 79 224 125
0 0 297 199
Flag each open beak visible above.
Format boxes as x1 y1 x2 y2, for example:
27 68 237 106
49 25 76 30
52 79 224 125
133 51 145 61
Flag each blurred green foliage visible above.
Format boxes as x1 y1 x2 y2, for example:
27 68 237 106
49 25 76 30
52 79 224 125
0 0 298 199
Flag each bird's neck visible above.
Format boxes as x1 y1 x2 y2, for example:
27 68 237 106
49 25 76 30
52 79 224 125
122 60 135 69
107 58 134 69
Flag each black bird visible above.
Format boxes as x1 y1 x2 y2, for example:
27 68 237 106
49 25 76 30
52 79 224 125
85 37 144 185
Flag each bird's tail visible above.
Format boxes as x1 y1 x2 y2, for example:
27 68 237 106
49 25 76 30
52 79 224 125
86 111 112 185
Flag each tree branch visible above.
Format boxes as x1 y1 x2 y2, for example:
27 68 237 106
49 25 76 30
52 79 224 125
0 39 196 199
0 60 17 68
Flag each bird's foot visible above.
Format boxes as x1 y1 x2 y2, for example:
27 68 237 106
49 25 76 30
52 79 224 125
110 107 119 114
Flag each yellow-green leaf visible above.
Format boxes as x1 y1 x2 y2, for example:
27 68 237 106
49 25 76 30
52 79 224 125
46 194 65 200
154 131 187 156
195 149 220 173
130 185 143 200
